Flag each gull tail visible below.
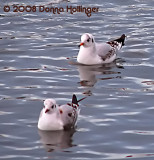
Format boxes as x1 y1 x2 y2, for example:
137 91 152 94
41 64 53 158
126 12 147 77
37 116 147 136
114 34 126 47
72 94 87 106
107 34 126 50
77 96 87 103
72 94 78 105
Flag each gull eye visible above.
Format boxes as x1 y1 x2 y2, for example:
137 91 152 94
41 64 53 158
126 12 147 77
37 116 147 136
51 105 54 109
87 38 90 42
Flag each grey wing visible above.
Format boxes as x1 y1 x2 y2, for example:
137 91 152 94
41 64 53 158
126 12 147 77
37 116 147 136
96 34 126 61
59 105 79 129
96 43 117 61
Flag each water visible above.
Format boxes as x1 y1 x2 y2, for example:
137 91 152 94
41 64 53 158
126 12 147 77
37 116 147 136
0 0 154 159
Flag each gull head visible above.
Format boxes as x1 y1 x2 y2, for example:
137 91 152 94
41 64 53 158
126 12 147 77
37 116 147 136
43 99 57 114
79 33 95 48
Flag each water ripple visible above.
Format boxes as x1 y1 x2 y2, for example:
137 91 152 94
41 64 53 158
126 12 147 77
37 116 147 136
0 134 26 140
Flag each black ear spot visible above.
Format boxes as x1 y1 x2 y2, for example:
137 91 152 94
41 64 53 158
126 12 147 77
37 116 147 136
92 38 94 43
68 113 72 117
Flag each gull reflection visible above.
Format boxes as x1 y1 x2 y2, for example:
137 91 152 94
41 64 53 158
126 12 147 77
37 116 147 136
77 62 123 95
38 129 76 152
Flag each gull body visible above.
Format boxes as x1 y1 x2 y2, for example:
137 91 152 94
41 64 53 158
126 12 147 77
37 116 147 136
77 33 126 65
38 95 84 131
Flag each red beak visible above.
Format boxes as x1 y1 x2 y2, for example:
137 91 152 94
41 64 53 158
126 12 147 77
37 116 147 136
45 109 50 113
80 42 84 46
78 42 84 47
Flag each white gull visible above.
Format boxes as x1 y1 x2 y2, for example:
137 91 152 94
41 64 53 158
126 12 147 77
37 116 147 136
77 33 126 65
38 94 86 131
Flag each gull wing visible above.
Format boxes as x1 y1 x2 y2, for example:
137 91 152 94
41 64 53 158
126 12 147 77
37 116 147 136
59 104 79 130
97 34 126 61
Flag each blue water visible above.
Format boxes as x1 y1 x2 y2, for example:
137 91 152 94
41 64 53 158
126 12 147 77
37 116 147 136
0 0 154 159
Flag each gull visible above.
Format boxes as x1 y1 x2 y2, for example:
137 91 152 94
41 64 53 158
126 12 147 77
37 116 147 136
38 94 86 131
77 33 126 65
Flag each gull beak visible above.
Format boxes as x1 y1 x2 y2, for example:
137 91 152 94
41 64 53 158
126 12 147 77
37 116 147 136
45 109 50 113
78 42 84 47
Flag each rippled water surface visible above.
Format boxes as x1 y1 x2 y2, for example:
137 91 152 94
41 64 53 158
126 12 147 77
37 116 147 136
0 0 154 159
